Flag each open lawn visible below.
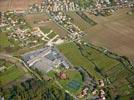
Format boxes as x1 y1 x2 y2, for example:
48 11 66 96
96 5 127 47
0 32 10 48
40 27 57 38
0 0 43 11
83 8 134 62
40 27 51 34
0 65 25 86
0 32 22 53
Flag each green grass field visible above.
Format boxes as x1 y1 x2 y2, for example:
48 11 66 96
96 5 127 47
0 63 25 86
0 32 10 48
82 44 119 71
47 32 56 39
39 27 51 34
40 27 57 39
57 42 101 79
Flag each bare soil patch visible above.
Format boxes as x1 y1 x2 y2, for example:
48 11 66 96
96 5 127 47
24 13 68 36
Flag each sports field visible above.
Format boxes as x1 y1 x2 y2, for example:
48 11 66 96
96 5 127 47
58 69 83 94
0 0 43 11
83 8 134 62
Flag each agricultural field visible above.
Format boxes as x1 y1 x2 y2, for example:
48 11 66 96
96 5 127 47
58 42 119 79
0 60 25 86
66 12 95 31
0 0 43 11
24 13 68 36
57 41 134 98
83 8 134 62
24 13 49 27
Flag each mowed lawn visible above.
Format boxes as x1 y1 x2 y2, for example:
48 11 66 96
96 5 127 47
0 32 10 48
0 66 25 85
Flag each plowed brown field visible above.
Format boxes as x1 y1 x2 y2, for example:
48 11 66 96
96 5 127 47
0 0 43 11
84 9 134 62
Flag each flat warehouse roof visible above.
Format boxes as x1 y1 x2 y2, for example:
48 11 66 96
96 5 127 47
22 46 70 73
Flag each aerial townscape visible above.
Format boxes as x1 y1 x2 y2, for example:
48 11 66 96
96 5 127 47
0 0 134 100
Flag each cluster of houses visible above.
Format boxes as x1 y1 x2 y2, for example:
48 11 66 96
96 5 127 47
27 0 79 13
3 12 43 47
2 0 132 17
0 12 8 28
1 11 64 48
28 2 46 13
78 87 89 98
52 11 85 41
8 27 45 47
0 66 6 73
45 0 78 12
92 80 106 100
